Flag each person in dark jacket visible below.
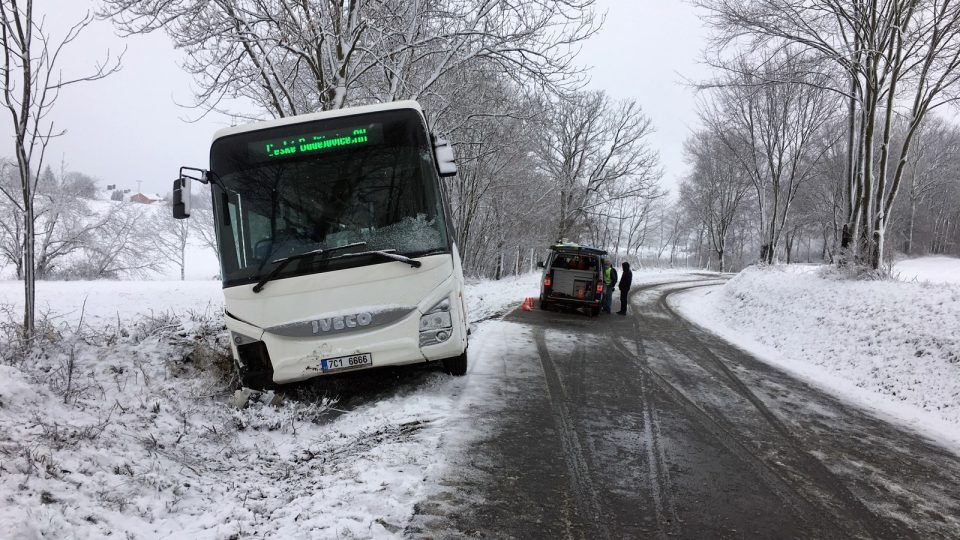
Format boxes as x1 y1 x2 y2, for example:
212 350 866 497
617 262 633 315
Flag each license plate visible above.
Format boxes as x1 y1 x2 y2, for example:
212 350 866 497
320 353 372 372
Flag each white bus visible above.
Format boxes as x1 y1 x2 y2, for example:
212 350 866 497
172 101 468 388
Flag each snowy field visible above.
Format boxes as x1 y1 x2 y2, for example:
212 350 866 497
893 255 960 285
671 259 960 450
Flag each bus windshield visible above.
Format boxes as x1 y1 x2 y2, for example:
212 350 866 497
210 109 449 288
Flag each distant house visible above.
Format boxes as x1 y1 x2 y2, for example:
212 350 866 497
129 193 165 204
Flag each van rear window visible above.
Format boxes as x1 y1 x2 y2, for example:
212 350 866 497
551 254 599 271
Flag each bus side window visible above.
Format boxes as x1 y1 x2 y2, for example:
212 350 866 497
227 200 243 268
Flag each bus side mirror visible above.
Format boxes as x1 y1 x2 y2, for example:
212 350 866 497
173 177 191 219
433 137 457 177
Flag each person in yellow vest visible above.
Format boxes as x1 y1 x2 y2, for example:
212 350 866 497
602 260 618 313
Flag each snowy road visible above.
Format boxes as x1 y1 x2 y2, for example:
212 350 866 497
407 277 960 538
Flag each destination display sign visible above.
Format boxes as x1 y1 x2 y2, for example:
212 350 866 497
251 123 384 160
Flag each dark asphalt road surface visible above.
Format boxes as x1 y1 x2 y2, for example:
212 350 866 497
408 277 960 539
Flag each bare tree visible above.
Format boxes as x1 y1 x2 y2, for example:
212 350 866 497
697 0 960 269
439 75 548 270
0 159 24 276
1 2 121 336
700 51 837 264
681 130 752 271
101 0 597 117
187 182 220 260
70 203 160 279
536 90 662 240
890 116 960 254
190 208 220 261
152 212 190 281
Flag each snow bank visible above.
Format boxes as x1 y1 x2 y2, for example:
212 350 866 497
893 256 960 285
671 265 960 448
465 272 541 322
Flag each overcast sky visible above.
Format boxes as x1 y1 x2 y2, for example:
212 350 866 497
1 0 710 197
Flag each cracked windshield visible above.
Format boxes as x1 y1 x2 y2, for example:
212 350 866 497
212 110 447 286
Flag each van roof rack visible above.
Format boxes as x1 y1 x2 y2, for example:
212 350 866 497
549 242 607 256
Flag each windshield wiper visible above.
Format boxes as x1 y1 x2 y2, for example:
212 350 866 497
252 241 366 293
327 249 423 268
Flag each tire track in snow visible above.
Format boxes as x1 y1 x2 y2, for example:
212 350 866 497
609 334 842 537
615 317 679 539
533 326 611 539
658 282 917 539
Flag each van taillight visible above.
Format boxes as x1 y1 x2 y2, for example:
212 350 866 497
544 275 552 287
596 282 604 294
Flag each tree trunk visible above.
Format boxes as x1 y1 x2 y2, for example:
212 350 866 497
16 145 36 338
871 228 884 269
23 201 35 337
906 196 917 254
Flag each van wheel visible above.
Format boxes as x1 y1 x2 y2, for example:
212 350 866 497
442 350 468 376
589 306 601 317
540 299 551 310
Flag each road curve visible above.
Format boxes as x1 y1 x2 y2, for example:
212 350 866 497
407 276 960 539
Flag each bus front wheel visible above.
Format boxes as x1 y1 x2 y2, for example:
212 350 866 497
442 350 468 376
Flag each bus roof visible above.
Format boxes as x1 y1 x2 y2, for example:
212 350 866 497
212 100 425 143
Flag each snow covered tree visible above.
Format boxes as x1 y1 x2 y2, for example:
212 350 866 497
101 0 597 117
69 203 160 279
33 166 107 279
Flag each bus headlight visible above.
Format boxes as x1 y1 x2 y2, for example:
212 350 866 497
420 298 453 347
420 311 452 331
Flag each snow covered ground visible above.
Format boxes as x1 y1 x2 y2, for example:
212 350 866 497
671 264 960 450
0 270 549 538
893 255 960 285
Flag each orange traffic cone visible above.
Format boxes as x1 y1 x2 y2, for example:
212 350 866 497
521 297 535 311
